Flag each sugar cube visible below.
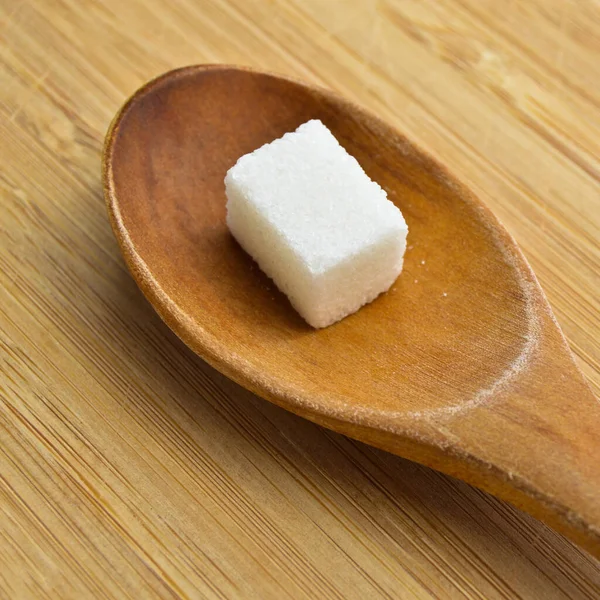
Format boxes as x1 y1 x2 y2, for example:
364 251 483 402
225 119 408 328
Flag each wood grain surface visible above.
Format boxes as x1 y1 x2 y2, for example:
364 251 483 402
1 1 599 598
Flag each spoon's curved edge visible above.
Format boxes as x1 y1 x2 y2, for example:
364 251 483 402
102 63 543 429
103 65 600 558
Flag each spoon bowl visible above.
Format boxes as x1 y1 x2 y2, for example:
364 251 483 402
104 65 600 556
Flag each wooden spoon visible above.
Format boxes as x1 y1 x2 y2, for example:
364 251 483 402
103 65 600 557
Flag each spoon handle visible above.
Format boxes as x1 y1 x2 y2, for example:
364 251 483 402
469 354 600 558
306 320 600 557
416 324 600 557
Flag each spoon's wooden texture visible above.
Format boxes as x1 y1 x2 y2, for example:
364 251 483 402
1 0 600 598
105 63 600 556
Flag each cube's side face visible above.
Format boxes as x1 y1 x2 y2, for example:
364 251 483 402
309 228 407 328
227 173 407 329
225 178 321 323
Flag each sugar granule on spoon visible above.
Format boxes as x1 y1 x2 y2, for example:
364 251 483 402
224 119 408 328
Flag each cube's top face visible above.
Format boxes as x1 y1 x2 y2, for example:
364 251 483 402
225 120 407 274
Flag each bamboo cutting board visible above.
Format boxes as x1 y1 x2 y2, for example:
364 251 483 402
1 1 599 598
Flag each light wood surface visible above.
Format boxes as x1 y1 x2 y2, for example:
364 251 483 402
1 1 599 598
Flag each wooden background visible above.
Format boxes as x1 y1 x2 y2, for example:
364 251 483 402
1 0 599 598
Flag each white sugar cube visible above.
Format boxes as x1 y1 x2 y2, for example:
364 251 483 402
225 119 408 328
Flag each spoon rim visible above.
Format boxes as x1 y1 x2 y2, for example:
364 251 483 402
103 63 541 436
